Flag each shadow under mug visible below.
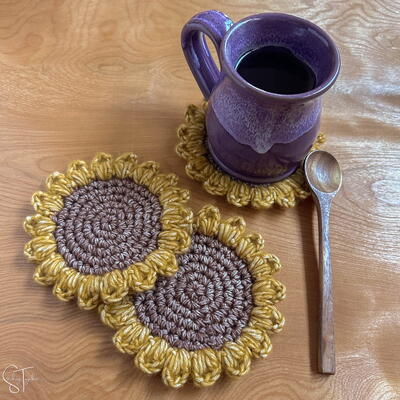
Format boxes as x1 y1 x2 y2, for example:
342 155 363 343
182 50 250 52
182 11 340 184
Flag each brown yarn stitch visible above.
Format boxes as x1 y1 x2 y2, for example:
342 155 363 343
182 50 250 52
134 233 254 351
53 178 162 275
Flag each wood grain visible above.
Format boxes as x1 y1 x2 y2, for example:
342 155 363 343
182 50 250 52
0 0 399 399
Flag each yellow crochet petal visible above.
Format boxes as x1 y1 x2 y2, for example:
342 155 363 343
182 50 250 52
183 128 206 147
248 253 282 276
158 187 190 205
191 348 222 387
52 269 80 302
203 170 231 196
24 235 57 262
249 306 274 332
131 161 160 186
100 269 129 304
144 249 178 276
227 181 251 207
185 156 214 182
195 205 220 236
24 214 55 236
77 275 102 310
237 327 271 358
250 186 275 209
135 337 169 374
161 204 193 233
222 342 251 377
235 234 264 260
176 123 189 141
148 173 178 195
276 195 297 209
282 169 309 198
176 121 204 144
46 172 76 197
113 320 151 355
252 277 286 306
113 153 138 179
162 348 191 388
31 191 64 217
313 132 326 149
99 298 136 330
249 305 285 334
126 262 157 292
66 160 94 187
158 228 190 253
269 306 285 334
217 216 246 247
185 103 206 125
33 254 66 286
257 331 273 358
91 153 114 180
176 138 206 160
272 181 297 208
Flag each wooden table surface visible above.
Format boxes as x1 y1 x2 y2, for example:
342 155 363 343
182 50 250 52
0 1 399 399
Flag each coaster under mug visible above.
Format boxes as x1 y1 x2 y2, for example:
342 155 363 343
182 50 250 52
176 103 325 209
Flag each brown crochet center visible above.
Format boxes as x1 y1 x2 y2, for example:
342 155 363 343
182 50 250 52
53 178 162 275
134 233 254 351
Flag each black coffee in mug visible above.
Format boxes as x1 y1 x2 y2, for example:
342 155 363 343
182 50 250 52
236 45 316 95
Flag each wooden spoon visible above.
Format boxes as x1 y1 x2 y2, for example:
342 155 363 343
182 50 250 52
304 150 343 375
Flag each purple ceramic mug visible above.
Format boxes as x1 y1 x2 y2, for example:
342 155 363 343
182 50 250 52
181 11 340 183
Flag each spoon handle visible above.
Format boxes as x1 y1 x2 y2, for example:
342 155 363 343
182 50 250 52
315 195 336 374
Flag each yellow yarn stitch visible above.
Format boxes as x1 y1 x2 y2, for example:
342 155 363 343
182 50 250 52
176 103 325 209
24 153 193 310
99 205 285 388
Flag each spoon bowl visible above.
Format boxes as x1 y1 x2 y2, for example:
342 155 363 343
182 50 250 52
304 150 342 194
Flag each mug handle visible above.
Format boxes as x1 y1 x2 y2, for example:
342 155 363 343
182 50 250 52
181 10 233 99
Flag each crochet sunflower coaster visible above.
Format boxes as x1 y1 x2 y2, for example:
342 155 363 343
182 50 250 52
176 103 325 209
24 153 193 309
100 205 285 388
